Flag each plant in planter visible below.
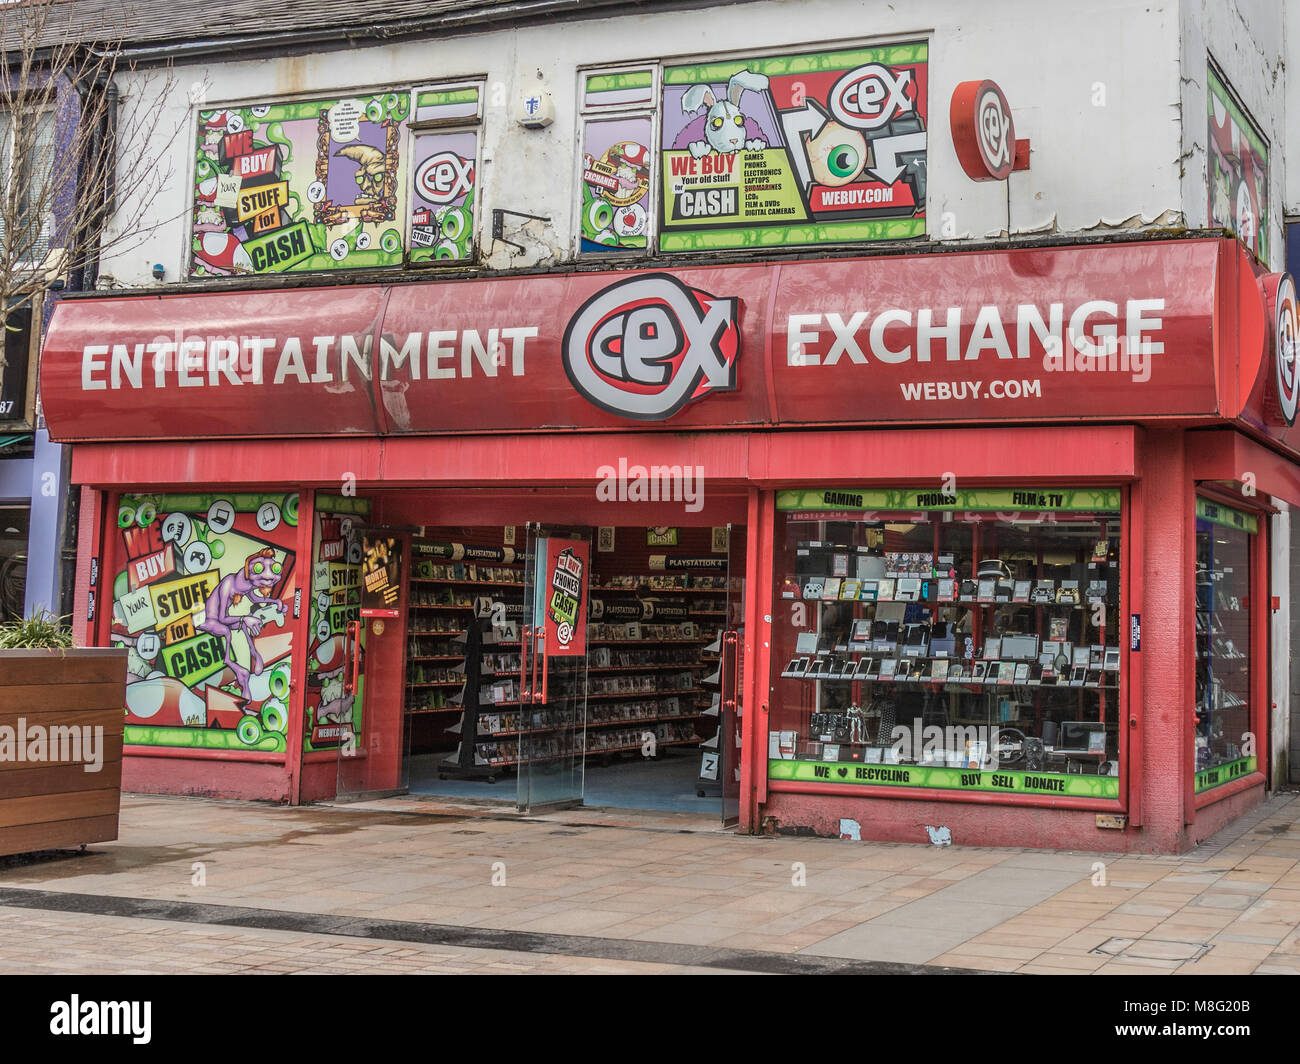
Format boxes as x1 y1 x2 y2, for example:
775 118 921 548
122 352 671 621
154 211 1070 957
0 611 127 857
0 609 73 649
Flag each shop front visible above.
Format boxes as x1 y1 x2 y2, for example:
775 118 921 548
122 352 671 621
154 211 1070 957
39 234 1299 851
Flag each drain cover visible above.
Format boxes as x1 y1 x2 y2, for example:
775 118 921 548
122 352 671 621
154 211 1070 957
452 830 485 835
1093 937 1212 962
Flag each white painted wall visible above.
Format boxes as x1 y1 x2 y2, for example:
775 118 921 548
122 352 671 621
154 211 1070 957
99 0 1275 287
1183 0 1286 271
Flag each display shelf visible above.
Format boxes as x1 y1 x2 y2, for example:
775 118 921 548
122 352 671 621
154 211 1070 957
466 713 702 739
587 637 712 646
582 688 709 700
450 736 703 769
586 663 709 673
411 577 525 587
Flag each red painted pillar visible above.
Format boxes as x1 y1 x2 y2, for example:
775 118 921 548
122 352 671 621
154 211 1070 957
1136 428 1192 850
742 488 776 832
72 485 104 648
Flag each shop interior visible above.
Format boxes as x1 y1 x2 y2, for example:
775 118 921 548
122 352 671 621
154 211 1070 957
769 507 1123 779
353 499 745 814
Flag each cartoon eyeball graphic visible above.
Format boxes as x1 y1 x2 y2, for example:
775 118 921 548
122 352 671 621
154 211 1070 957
805 122 868 188
586 199 614 233
306 181 326 204
355 231 371 250
226 113 245 133
250 105 270 119
329 238 349 261
613 202 647 237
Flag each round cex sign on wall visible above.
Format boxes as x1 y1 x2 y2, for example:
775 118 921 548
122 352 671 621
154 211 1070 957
1260 272 1300 426
950 79 1017 181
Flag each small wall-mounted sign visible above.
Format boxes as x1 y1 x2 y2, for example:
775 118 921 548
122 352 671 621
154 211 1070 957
950 79 1028 181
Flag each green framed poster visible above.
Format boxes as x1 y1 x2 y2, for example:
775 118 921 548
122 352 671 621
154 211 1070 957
769 758 1120 800
1207 65 1268 263
660 43 927 252
776 487 1122 513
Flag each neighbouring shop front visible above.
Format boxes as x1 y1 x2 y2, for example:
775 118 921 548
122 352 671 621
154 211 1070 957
38 234 1300 852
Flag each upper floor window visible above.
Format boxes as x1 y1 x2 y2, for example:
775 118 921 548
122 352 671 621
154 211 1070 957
579 41 928 258
1208 62 1269 264
578 66 657 255
408 83 482 264
190 83 482 279
0 107 55 267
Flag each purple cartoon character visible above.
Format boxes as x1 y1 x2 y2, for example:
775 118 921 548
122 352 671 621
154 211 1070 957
199 547 288 702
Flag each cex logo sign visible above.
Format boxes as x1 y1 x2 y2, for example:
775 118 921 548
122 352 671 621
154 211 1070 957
562 274 740 420
415 152 474 205
829 64 915 130
1272 273 1299 425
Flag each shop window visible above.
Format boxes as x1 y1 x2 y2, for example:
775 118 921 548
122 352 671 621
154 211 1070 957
408 83 483 265
577 67 657 254
658 42 927 253
1195 497 1257 790
191 90 412 277
0 503 30 622
768 488 1123 802
1207 61 1268 264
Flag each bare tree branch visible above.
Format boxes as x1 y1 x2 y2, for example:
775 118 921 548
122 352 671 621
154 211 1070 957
0 0 190 367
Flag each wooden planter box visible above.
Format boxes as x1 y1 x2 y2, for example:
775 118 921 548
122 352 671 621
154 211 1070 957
0 649 127 857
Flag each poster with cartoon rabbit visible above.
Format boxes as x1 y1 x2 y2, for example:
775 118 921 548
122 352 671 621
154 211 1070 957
1207 66 1268 263
660 42 927 252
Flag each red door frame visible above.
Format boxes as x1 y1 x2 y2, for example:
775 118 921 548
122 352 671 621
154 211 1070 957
1185 431 1283 814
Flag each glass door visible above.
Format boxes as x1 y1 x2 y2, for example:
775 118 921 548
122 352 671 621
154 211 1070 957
336 528 411 800
720 524 746 826
517 525 592 811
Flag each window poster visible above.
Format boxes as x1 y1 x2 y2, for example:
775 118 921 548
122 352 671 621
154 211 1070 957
112 493 299 753
304 498 368 752
660 42 927 252
581 116 653 251
1208 65 1268 263
191 93 410 277
410 129 478 262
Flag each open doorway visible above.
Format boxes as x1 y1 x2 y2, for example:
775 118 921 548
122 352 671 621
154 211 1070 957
386 512 744 816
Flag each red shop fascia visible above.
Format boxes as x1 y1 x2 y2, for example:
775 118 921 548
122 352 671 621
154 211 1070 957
39 234 1300 853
